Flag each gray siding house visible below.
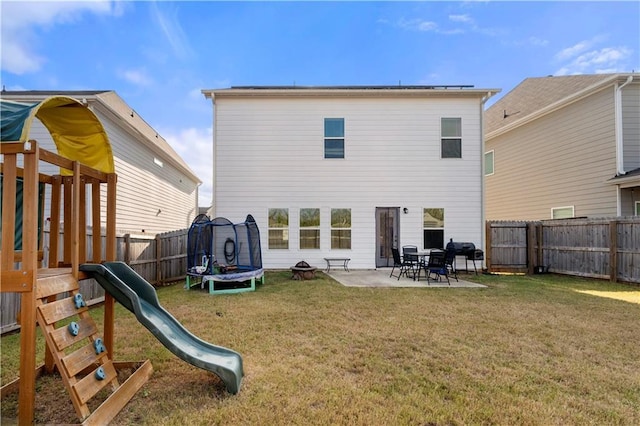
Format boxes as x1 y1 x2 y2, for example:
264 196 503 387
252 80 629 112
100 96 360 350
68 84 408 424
202 85 499 269
484 74 640 220
1 90 202 234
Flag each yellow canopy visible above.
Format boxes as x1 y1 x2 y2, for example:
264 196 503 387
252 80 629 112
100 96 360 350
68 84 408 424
5 96 115 174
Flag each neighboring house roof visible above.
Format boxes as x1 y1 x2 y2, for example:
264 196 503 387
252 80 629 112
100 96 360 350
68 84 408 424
608 166 640 187
485 73 638 137
0 90 201 184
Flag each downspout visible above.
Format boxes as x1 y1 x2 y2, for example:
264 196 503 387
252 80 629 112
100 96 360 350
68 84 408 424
615 75 633 175
211 93 217 217
480 91 495 252
614 75 633 215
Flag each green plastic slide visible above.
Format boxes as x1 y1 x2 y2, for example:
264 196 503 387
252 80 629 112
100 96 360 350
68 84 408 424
80 262 243 394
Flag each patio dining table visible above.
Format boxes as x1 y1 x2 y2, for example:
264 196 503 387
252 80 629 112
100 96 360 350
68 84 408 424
406 250 432 280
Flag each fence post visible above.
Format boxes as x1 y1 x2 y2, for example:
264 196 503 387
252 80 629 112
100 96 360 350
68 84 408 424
527 222 535 275
610 220 618 283
124 233 131 265
485 221 492 273
156 234 162 285
536 223 543 271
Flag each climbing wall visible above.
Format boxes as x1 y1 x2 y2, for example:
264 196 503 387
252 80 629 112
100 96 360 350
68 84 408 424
35 271 118 420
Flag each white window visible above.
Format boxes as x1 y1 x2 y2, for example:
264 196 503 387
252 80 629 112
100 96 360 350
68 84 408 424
484 150 494 176
551 206 575 219
330 208 351 249
324 118 345 159
423 208 444 249
635 201 640 216
268 208 289 249
300 208 320 249
441 118 462 158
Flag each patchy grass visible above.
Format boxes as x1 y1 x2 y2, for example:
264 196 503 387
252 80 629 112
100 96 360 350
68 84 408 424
2 272 639 425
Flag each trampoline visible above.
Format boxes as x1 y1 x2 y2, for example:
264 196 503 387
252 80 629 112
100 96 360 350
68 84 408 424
186 214 264 294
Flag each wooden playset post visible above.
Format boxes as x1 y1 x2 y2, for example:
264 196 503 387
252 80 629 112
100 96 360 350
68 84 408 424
104 172 117 357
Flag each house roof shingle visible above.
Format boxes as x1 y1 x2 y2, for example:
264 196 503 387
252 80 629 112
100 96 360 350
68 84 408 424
485 73 637 136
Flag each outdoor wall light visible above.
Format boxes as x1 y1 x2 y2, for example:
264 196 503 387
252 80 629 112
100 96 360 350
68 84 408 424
403 207 409 214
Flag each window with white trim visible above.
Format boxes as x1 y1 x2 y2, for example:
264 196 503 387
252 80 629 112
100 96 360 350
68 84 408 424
484 150 494 176
330 208 351 249
551 206 574 219
635 201 640 216
324 118 345 159
441 117 462 158
268 208 289 249
300 208 320 249
423 208 444 249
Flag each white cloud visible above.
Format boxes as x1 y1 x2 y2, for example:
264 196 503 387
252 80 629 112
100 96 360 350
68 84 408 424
449 14 473 24
555 40 592 61
398 18 439 32
555 46 633 75
554 35 608 61
149 2 194 61
0 1 121 75
162 126 214 207
117 68 154 87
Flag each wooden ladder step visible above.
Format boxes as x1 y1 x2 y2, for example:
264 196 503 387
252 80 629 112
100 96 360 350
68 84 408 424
72 361 118 405
35 270 78 299
48 317 98 352
61 342 108 378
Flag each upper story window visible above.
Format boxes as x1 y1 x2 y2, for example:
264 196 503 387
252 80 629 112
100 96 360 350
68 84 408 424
324 118 344 159
300 208 320 249
423 208 445 249
636 201 640 216
268 208 289 249
485 150 494 176
441 117 462 158
331 208 351 249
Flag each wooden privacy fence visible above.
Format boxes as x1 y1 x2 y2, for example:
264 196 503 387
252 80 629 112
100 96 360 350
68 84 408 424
1 227 189 335
486 217 640 283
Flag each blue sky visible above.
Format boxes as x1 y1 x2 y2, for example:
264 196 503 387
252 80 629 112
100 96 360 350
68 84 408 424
2 1 639 206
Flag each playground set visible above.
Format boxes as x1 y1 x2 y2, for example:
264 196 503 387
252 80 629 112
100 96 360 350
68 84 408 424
186 214 264 294
0 96 243 425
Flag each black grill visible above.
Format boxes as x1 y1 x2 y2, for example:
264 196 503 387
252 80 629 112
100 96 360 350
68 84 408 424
446 241 484 273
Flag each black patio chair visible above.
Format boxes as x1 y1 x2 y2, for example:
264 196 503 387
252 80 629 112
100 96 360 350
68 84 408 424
402 245 420 279
390 247 413 280
444 244 459 282
425 250 451 285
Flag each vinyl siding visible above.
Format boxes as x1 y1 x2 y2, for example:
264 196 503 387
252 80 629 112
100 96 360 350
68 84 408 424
486 87 618 220
212 95 485 269
622 82 640 171
19 114 198 235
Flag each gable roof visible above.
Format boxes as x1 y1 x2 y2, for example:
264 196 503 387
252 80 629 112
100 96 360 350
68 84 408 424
0 90 200 183
485 73 637 137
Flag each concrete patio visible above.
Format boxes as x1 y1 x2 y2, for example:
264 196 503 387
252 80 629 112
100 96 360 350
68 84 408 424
326 268 487 288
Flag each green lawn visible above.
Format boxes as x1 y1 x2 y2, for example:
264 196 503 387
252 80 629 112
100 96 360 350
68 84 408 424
2 272 639 425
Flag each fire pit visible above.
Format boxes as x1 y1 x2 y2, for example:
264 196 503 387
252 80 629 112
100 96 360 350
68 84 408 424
290 260 317 280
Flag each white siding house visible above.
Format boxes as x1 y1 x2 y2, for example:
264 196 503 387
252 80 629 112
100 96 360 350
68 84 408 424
1 90 202 234
485 74 640 220
202 86 498 269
